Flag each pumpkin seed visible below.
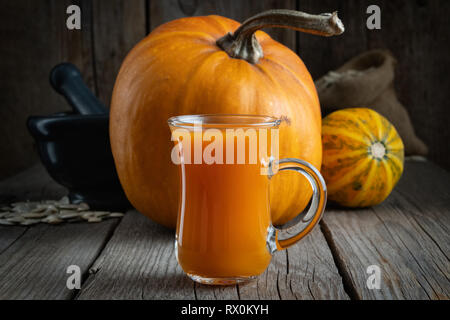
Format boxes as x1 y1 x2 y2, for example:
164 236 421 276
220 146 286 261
81 212 95 219
59 211 81 219
87 217 102 223
31 204 48 213
0 219 15 226
22 212 48 219
42 215 63 224
12 203 33 213
20 220 40 226
57 204 81 209
58 196 70 205
92 211 109 218
59 209 77 214
43 205 58 214
0 212 11 218
109 212 125 218
6 216 26 223
77 202 90 211
1 196 124 226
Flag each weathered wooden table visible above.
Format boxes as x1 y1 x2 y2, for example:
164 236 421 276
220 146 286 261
0 160 448 300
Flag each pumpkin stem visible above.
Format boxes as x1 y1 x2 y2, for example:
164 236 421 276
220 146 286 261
216 9 345 64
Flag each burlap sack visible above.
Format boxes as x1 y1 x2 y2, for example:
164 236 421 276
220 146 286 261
315 49 428 156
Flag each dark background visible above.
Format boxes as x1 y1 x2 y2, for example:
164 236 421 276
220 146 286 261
1 0 449 180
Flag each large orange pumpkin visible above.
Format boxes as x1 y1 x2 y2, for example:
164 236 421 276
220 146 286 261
110 10 344 228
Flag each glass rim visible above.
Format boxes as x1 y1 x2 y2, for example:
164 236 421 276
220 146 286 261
167 114 281 129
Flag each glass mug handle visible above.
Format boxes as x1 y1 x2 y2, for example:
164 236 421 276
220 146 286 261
267 158 327 253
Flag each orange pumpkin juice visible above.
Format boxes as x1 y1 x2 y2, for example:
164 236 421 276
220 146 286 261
171 126 276 278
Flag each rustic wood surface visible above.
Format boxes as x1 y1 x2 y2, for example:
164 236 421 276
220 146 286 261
321 161 450 299
91 0 146 107
77 210 348 300
0 164 119 300
0 160 448 300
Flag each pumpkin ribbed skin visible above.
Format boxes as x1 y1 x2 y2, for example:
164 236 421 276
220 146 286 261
110 15 322 228
321 108 404 207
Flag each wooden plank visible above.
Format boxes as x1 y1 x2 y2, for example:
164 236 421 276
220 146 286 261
296 0 368 80
321 160 450 300
194 281 239 300
238 228 349 300
78 210 240 299
91 0 146 107
59 0 97 94
77 210 199 300
365 0 450 170
0 0 146 180
0 219 118 300
149 0 297 51
394 161 450 260
0 226 26 255
0 0 97 180
0 164 119 299
78 209 348 300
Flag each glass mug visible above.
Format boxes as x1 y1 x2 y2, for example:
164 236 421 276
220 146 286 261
168 114 326 285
